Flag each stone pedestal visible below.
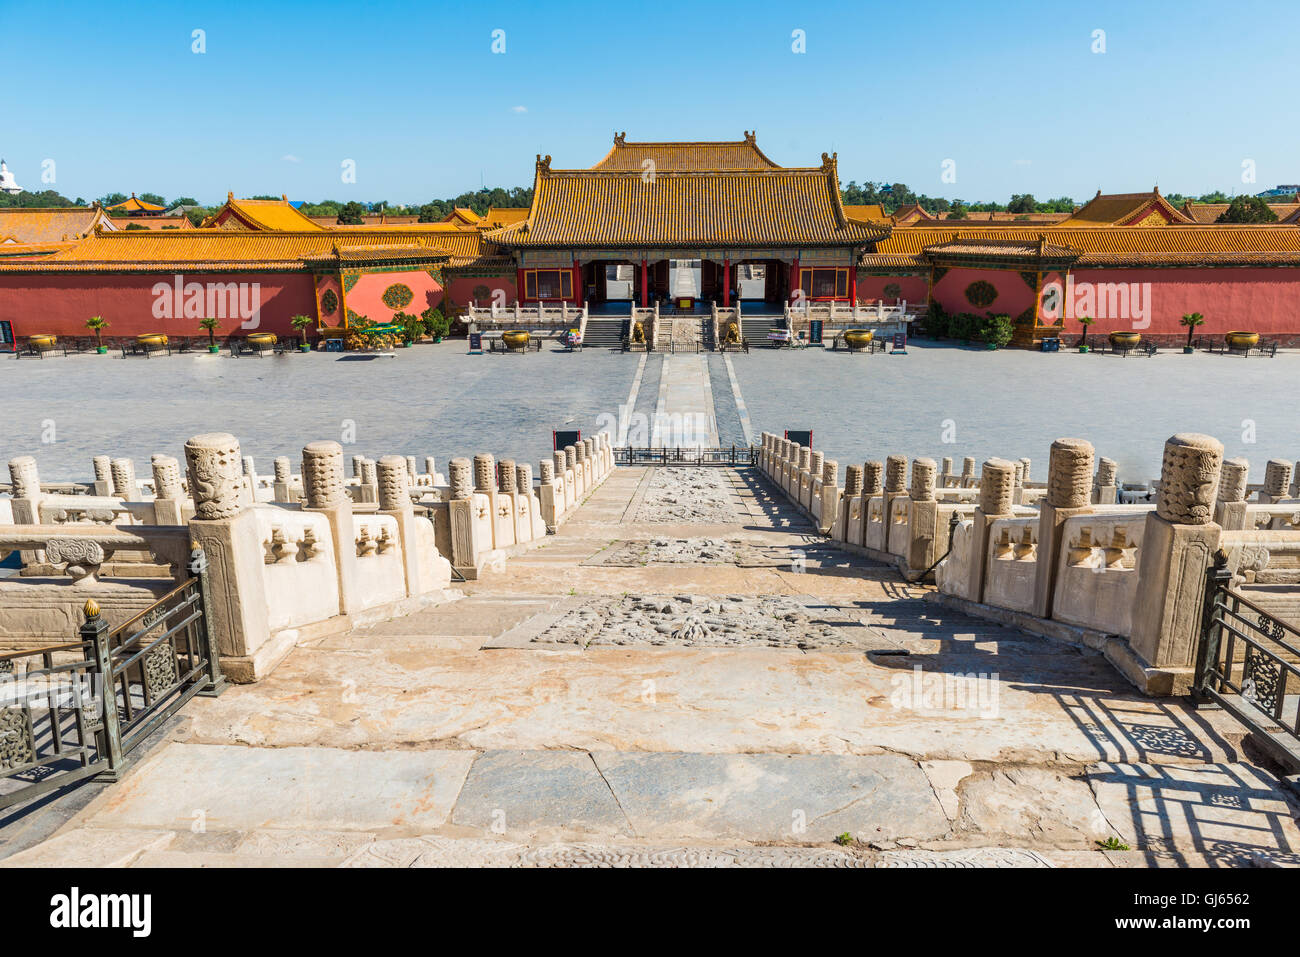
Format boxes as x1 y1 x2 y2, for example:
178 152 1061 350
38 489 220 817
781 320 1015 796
1128 433 1224 694
1032 439 1095 620
964 459 1016 603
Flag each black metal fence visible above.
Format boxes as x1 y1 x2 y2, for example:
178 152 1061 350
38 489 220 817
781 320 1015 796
615 446 757 467
0 548 225 810
1193 553 1300 769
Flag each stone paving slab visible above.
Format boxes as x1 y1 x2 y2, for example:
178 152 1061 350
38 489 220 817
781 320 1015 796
84 744 475 833
592 752 950 842
487 593 888 652
0 827 176 868
449 750 632 838
1087 762 1300 864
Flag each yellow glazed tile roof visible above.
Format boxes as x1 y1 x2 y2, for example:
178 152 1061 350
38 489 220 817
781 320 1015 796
487 154 885 249
590 132 781 171
1056 189 1192 227
105 194 166 213
866 224 1300 267
843 204 888 223
0 206 112 243
199 194 326 231
0 228 467 272
1182 200 1300 223
483 207 529 226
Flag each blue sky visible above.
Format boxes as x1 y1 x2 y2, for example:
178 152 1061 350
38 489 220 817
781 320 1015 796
3 0 1297 205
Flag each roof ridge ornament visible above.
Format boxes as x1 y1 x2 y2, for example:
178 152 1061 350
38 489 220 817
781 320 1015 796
536 154 552 173
744 131 756 143
614 132 626 145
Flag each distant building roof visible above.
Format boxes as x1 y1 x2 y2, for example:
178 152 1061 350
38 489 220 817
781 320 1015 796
0 206 113 244
106 193 166 214
589 131 782 171
1056 189 1192 227
200 194 325 231
1182 198 1300 223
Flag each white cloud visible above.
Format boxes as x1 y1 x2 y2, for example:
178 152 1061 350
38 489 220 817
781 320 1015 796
281 154 302 163
510 105 527 113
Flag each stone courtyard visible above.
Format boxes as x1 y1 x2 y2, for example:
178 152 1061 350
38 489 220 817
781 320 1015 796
5 460 1299 869
4 343 1300 485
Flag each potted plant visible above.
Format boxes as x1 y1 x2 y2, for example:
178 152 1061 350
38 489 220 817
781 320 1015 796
199 316 220 353
86 315 109 353
1077 316 1095 352
1180 312 1204 354
421 305 448 343
400 312 424 347
290 314 314 352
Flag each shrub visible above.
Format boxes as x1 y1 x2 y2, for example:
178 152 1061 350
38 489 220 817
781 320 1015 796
980 314 1014 348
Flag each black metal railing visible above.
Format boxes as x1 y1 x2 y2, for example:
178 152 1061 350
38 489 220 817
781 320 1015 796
0 640 104 810
0 545 225 808
615 446 757 467
1193 552 1300 767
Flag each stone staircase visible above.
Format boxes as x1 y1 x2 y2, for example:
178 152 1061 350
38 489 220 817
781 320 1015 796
583 316 628 349
741 314 780 347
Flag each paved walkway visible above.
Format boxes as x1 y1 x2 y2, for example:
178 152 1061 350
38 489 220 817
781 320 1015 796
652 354 720 448
6 467 1299 868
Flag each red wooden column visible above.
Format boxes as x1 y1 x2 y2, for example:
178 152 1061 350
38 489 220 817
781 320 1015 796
572 259 581 303
789 258 800 302
723 258 730 307
849 264 857 304
516 268 526 303
640 258 648 307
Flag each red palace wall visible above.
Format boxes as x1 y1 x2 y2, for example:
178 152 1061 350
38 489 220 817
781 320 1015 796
442 275 517 313
855 273 928 305
0 272 318 341
930 267 1037 321
1053 267 1300 339
344 269 443 324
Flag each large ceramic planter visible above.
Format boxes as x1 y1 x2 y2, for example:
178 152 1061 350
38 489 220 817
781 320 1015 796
96 345 108 354
1109 332 1140 349
207 345 220 354
1225 331 1259 350
299 344 311 353
137 333 168 349
1078 345 1090 353
248 333 277 347
29 334 57 350
844 329 874 350
502 330 530 350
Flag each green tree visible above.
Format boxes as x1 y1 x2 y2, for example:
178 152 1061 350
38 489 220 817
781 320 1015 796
1215 196 1278 223
290 314 315 347
85 315 108 348
139 192 167 207
1007 194 1037 214
337 201 366 225
1180 312 1205 348
199 316 220 347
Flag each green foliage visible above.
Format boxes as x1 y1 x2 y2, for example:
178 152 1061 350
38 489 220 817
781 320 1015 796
85 315 108 342
1180 312 1205 347
290 314 314 344
393 311 424 344
337 201 367 225
1215 195 1278 223
0 188 82 209
138 192 166 207
420 305 449 339
981 314 1014 348
124 222 148 230
834 833 853 846
199 316 219 343
1096 837 1130 851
